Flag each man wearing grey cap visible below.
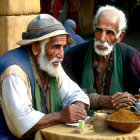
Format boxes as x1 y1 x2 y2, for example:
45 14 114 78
0 14 89 139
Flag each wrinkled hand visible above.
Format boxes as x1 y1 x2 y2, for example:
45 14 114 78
59 104 87 123
98 95 114 109
111 92 136 110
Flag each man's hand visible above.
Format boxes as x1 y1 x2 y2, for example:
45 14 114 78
111 92 136 109
25 103 87 136
98 95 114 109
58 104 87 123
74 101 89 111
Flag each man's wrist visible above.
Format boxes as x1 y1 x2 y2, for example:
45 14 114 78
88 93 100 109
98 95 113 109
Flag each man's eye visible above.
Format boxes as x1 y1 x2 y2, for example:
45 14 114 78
106 30 115 35
52 44 61 48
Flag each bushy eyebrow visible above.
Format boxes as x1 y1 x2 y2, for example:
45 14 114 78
52 44 61 47
107 29 116 34
95 26 116 34
95 26 102 30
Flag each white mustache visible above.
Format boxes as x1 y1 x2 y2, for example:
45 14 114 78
49 57 63 64
95 40 111 49
94 40 113 56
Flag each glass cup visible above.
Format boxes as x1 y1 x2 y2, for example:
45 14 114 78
78 120 85 131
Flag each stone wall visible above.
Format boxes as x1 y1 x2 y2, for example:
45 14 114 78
0 0 40 56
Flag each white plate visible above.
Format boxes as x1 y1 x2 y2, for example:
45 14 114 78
66 116 90 126
66 122 79 126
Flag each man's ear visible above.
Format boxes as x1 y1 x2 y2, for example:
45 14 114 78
31 42 41 56
116 31 126 43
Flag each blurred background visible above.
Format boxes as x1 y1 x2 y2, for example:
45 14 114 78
0 0 139 56
40 0 140 52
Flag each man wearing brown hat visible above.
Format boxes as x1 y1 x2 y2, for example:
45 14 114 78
0 14 89 139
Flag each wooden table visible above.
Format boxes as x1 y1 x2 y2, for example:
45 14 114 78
34 124 140 140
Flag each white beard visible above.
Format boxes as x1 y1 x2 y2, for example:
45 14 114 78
94 40 114 56
37 39 63 78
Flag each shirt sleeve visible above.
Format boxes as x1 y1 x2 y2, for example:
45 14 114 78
59 69 90 108
1 75 45 138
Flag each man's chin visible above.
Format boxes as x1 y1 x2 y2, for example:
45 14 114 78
45 64 62 78
45 69 58 77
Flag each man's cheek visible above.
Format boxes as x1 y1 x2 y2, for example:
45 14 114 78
46 51 55 61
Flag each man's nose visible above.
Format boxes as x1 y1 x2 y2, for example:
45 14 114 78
99 32 107 43
56 47 64 59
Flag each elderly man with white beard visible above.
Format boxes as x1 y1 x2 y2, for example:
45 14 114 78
63 5 140 116
0 14 89 139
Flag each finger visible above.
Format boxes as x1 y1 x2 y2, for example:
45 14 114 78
74 105 87 115
71 104 82 113
112 92 132 100
76 114 87 121
112 92 122 99
127 97 136 105
116 103 129 109
124 92 136 102
68 106 87 122
124 96 136 105
112 93 125 103
126 101 133 106
123 92 135 99
112 97 126 107
113 97 133 107
112 93 131 103
76 108 87 117
69 112 86 123
130 96 136 103
61 108 77 123
68 118 78 123
74 102 85 110
75 111 87 120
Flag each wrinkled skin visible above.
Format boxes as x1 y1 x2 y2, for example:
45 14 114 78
98 92 136 110
59 102 87 123
25 102 87 137
111 92 136 109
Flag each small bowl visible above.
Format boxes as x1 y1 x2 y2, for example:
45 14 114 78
105 119 140 132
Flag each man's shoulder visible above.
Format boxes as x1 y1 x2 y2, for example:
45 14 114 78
119 42 137 55
118 42 138 63
0 65 29 86
0 47 30 75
